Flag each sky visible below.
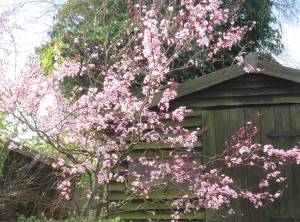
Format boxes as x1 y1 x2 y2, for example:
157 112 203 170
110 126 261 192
0 1 61 63
1 1 300 70
277 25 300 68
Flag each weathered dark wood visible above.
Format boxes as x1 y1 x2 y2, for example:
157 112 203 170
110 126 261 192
108 188 192 201
1 142 80 220
139 116 202 131
161 116 202 128
259 60 300 84
270 214 300 219
202 110 217 222
202 79 292 90
245 53 258 70
150 64 245 107
109 200 172 210
111 210 205 220
132 145 203 158
110 58 300 221
259 106 276 222
170 94 300 108
134 141 202 150
127 157 202 189
154 107 202 117
187 86 299 100
124 126 200 142
108 181 128 191
266 130 300 137
245 107 265 222
202 110 216 166
229 73 286 82
230 108 248 222
215 109 232 221
3 142 55 166
290 105 300 219
275 106 294 219
150 59 300 109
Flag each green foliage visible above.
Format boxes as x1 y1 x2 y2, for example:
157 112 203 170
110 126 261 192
39 39 69 74
233 0 283 55
0 113 15 146
24 134 58 155
0 152 6 182
38 0 128 98
0 113 23 183
0 148 21 184
17 215 124 222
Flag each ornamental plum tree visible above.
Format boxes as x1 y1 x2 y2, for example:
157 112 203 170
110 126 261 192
1 0 300 221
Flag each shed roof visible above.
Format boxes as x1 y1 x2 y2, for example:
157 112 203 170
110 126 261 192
2 140 56 166
150 53 300 107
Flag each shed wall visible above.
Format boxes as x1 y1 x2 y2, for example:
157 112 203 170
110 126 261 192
108 73 300 221
203 105 300 222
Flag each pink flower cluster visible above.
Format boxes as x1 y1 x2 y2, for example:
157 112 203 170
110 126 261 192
57 180 71 200
8 141 19 150
52 155 65 168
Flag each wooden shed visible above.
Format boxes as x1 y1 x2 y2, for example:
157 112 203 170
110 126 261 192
0 142 83 220
108 53 300 222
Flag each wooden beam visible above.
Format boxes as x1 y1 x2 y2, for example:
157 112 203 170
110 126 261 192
266 130 300 137
245 52 258 70
150 64 245 107
149 57 300 108
259 60 300 84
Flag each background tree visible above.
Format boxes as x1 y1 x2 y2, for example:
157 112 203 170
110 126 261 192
38 0 129 97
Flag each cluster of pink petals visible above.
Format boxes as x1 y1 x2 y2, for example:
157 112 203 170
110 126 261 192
57 180 71 200
8 141 19 150
244 64 267 73
52 155 65 168
234 56 244 65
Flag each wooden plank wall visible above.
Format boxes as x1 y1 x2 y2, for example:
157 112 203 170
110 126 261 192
108 74 300 221
203 106 300 222
108 110 204 221
169 74 300 109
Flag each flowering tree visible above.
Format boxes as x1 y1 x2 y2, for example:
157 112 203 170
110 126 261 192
1 0 300 221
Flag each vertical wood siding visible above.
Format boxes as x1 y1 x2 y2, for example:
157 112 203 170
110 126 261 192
203 105 300 222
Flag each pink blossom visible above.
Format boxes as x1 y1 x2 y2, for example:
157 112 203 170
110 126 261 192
259 180 269 188
228 208 235 214
109 202 117 208
85 190 92 198
276 177 287 183
82 160 94 171
234 56 244 65
52 155 65 168
244 64 267 73
267 171 280 179
8 141 18 150
57 180 71 200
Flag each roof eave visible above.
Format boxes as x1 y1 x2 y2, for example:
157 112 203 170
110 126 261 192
258 60 300 84
150 64 245 107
